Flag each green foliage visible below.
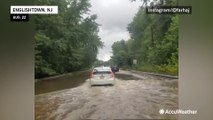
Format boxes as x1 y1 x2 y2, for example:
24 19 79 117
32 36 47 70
156 63 178 75
136 64 157 72
148 15 178 65
159 48 178 75
93 60 104 67
111 1 178 75
34 0 103 78
111 40 131 67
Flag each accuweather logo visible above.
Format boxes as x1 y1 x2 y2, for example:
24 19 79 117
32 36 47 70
159 109 165 114
159 109 197 115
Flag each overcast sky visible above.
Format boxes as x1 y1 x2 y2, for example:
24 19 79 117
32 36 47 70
89 0 141 61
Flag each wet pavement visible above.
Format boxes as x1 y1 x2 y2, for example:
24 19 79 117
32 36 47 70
35 70 178 120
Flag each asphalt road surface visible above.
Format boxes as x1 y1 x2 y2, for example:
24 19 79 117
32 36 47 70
35 70 178 120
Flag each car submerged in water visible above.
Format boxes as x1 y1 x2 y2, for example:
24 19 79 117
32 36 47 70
89 66 115 86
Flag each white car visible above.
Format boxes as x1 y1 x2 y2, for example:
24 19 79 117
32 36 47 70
90 66 115 86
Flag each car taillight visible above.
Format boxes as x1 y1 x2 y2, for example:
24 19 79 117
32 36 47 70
110 72 114 78
90 72 94 79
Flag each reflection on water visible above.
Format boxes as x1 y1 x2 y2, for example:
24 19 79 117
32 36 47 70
35 71 89 95
115 74 140 80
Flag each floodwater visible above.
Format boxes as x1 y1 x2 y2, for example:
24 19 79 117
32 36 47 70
35 70 142 95
35 71 89 95
35 70 178 120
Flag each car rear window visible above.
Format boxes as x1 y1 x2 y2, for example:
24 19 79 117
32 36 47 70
93 71 111 74
93 69 111 74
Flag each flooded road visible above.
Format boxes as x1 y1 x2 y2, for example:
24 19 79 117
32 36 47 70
35 71 89 95
35 70 178 120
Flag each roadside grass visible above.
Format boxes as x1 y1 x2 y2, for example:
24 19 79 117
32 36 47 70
133 63 178 76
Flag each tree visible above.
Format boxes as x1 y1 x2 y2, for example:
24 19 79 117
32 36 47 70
34 0 103 78
111 40 131 67
110 0 179 75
